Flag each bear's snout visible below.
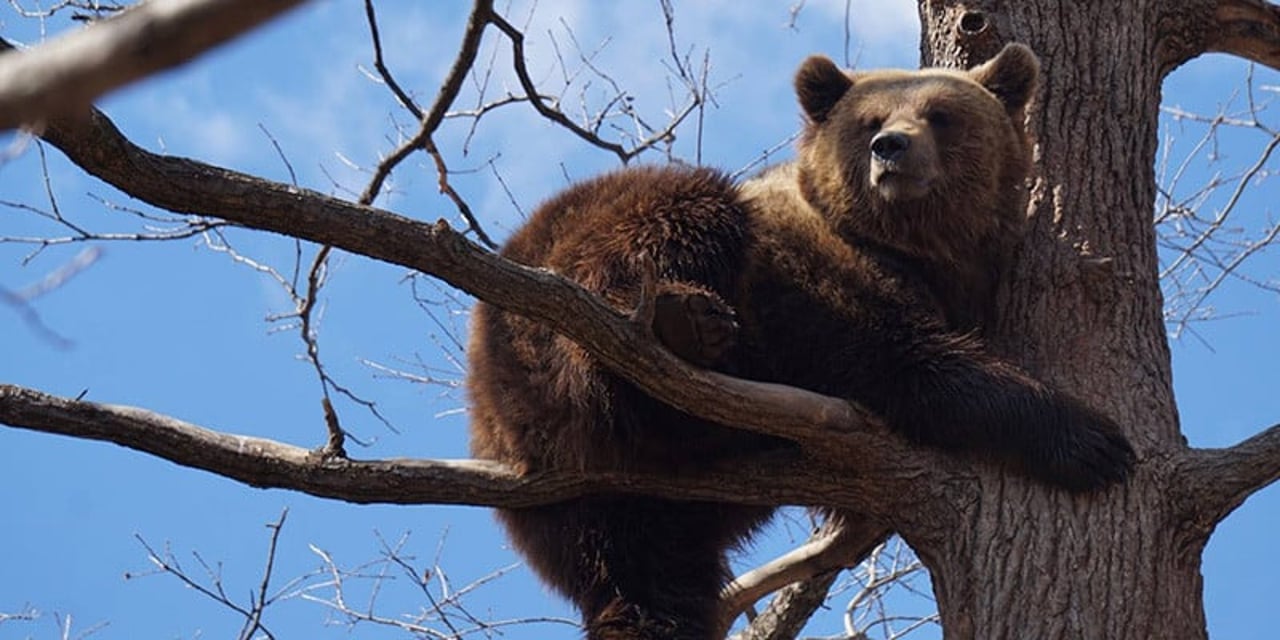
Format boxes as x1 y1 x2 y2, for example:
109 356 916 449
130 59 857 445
871 131 911 163
866 125 939 202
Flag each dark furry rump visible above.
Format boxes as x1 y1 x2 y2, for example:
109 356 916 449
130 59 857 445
468 166 781 639
469 165 761 473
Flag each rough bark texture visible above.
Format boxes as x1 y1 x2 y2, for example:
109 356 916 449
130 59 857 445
903 1 1280 638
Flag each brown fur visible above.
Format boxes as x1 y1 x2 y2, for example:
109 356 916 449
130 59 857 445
467 45 1133 640
469 167 777 640
793 45 1037 330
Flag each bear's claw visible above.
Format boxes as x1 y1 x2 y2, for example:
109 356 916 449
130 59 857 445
652 287 738 367
1030 399 1138 492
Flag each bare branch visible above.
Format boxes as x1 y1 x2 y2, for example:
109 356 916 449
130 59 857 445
0 0 307 130
358 0 498 249
273 0 498 446
726 514 889 640
722 514 887 626
289 243 397 449
7 1 126 22
421 0 493 136
735 533 944 640
300 533 579 637
484 6 711 165
838 538 938 639
248 510 289 640
1155 76 1280 333
1176 423 1280 529
486 11 630 163
360 0 425 121
0 606 39 624
0 245 100 347
0 382 923 510
127 510 291 640
1158 114 1278 281
0 137 228 255
731 570 841 640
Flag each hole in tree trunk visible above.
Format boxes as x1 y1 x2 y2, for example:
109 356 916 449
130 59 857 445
959 11 988 34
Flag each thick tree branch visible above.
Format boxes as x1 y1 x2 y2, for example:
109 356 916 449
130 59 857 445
1175 423 1280 529
1158 0 1280 73
0 0 307 130
1 375 914 632
1 383 880 509
1208 0 1280 69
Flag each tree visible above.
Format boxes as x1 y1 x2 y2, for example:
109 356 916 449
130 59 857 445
2 1 1278 638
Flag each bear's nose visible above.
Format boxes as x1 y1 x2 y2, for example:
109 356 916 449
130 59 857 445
870 131 910 163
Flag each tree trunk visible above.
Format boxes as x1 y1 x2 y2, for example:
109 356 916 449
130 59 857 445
904 1 1247 637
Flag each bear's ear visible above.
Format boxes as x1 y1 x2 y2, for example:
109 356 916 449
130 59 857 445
968 43 1040 115
795 55 853 124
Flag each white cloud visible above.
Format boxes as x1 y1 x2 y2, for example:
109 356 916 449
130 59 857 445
185 109 250 164
99 64 252 168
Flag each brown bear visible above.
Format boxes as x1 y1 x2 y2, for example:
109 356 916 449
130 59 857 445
467 44 1134 640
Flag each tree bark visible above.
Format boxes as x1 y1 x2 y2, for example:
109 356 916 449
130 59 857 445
904 1 1280 638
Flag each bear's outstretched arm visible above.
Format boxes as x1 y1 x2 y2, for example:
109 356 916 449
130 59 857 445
740 210 1134 492
879 340 1136 492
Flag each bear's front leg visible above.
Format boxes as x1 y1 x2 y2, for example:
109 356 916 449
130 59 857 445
652 282 738 368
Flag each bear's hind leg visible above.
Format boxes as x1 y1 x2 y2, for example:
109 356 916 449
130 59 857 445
501 497 768 640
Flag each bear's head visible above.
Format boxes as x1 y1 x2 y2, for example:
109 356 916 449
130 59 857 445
793 44 1039 268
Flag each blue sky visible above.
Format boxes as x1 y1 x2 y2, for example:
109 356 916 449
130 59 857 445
1 2 1277 638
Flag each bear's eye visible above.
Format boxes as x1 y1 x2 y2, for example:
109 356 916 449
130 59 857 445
927 110 952 129
862 117 884 132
